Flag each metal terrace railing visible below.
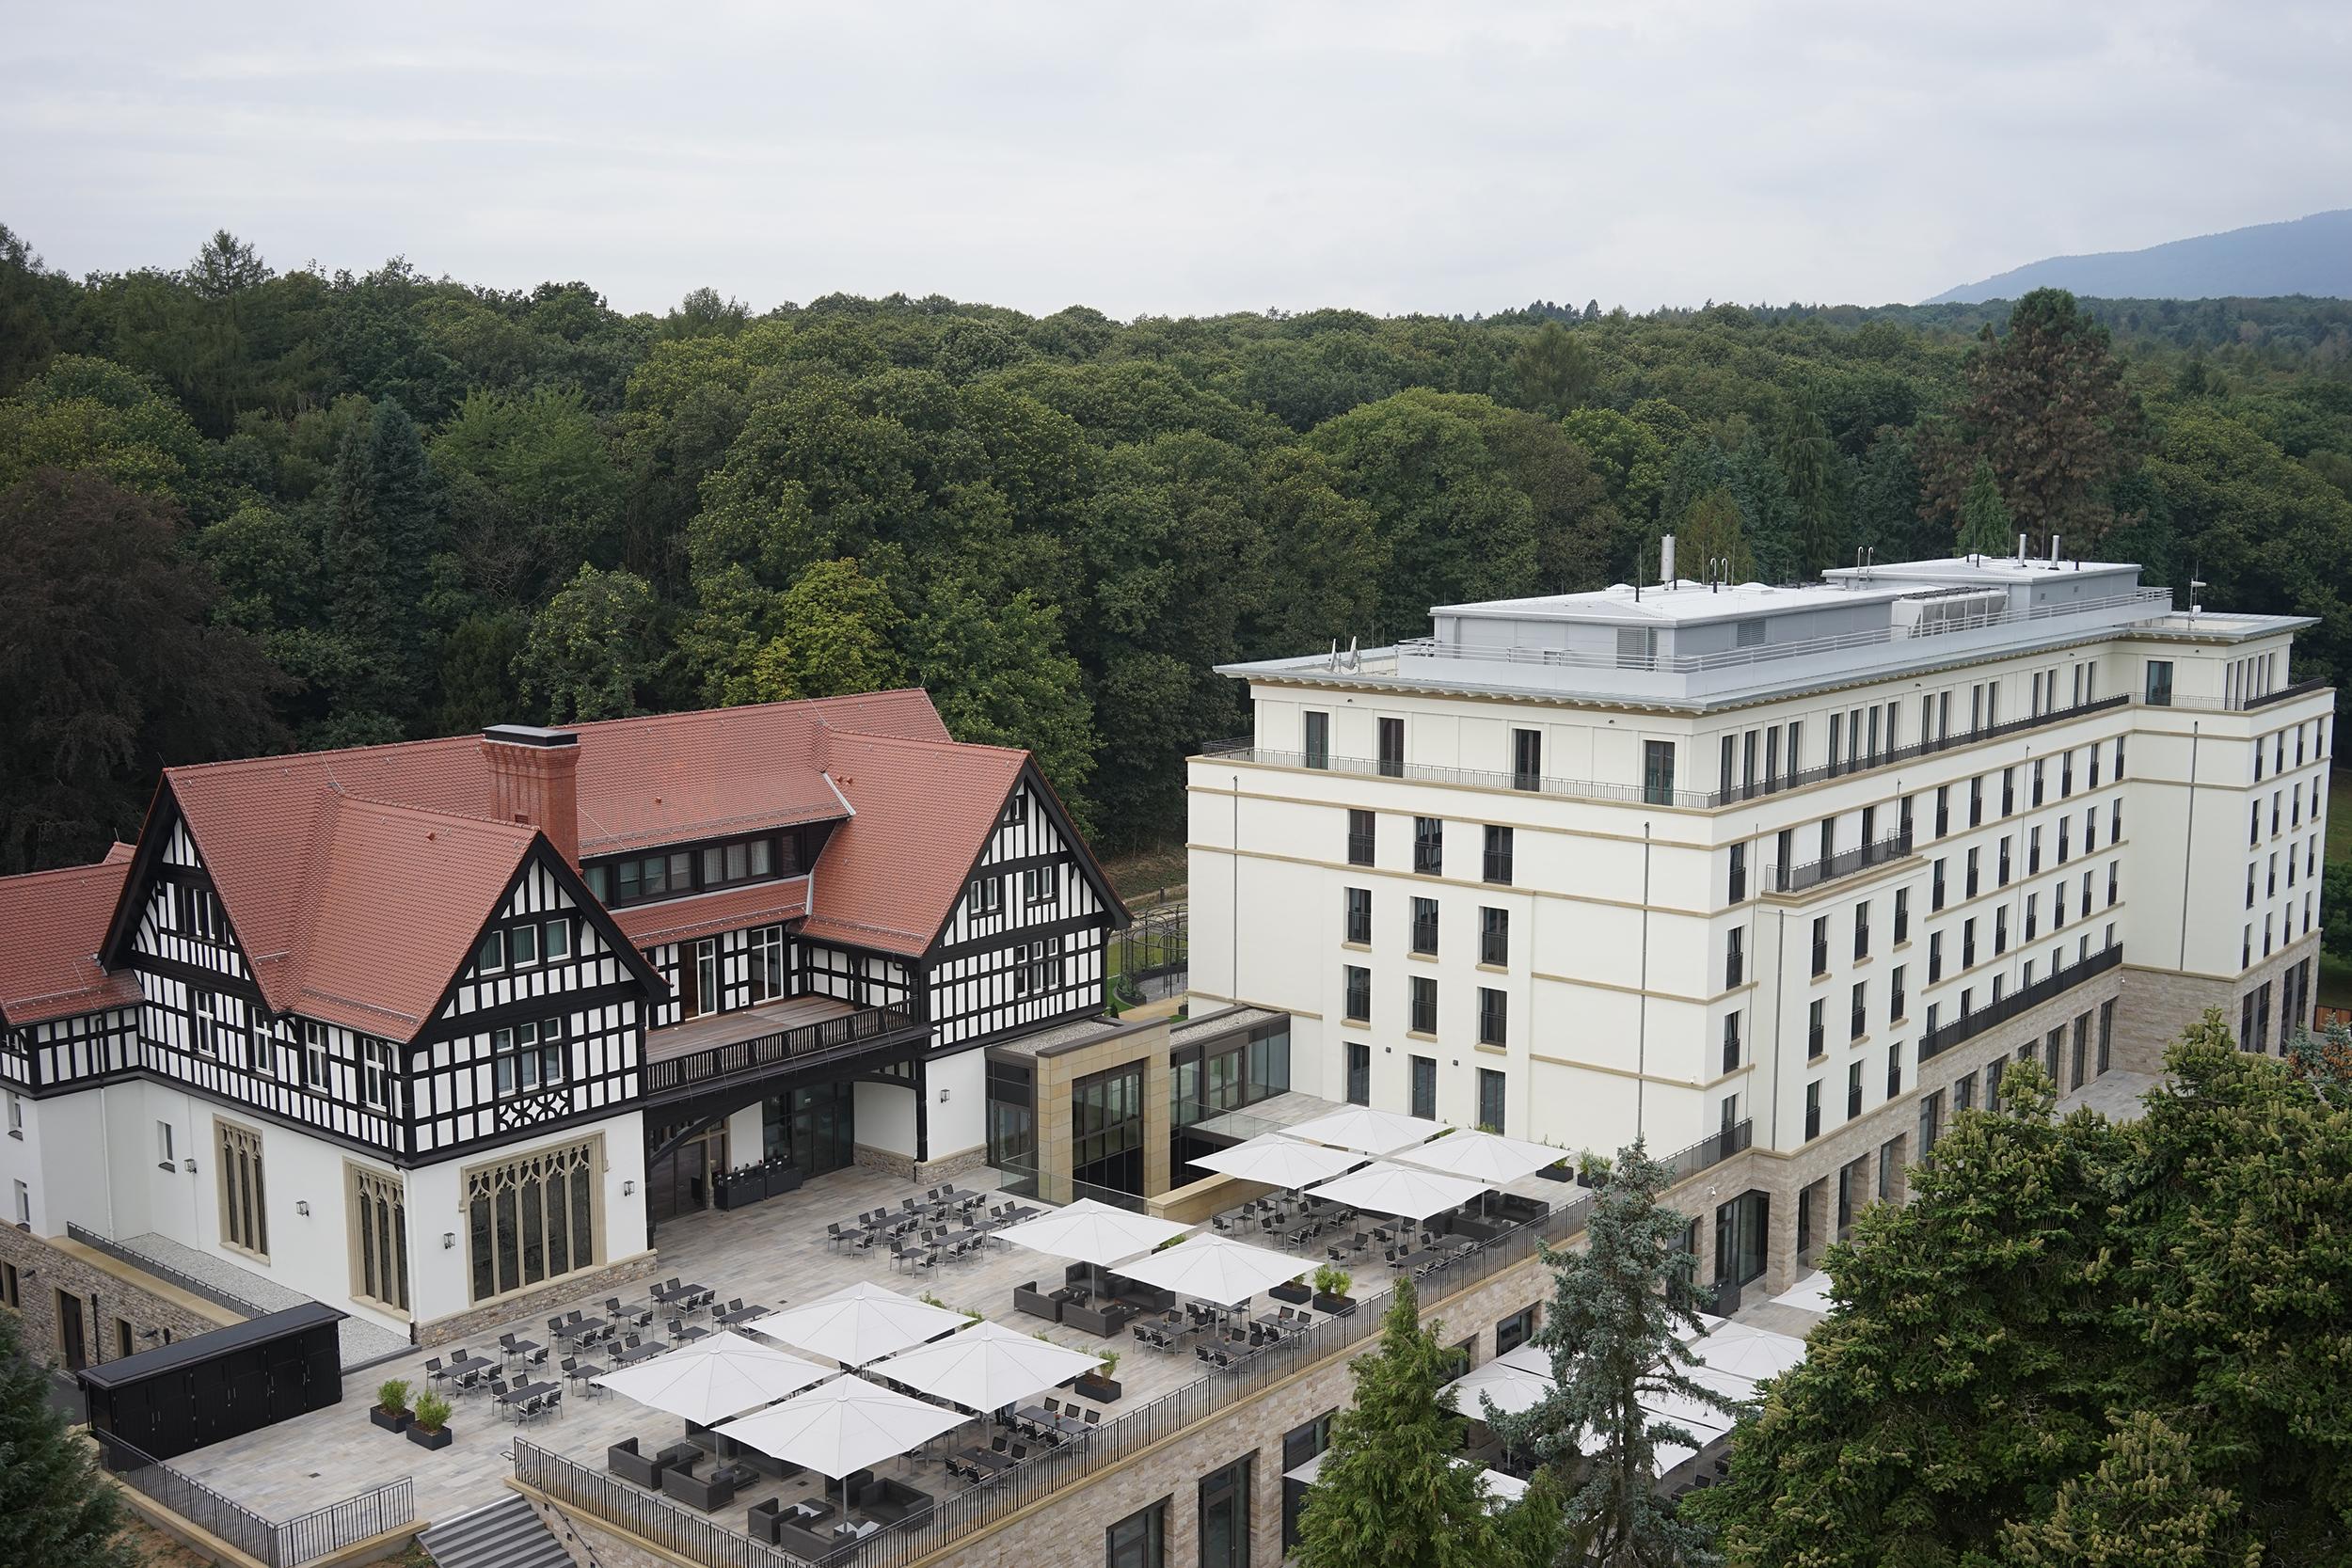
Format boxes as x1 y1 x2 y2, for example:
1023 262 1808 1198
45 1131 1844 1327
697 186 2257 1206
643 1006 925 1101
1769 829 1915 898
517 1121 1756 1568
67 1223 275 1320
1918 943 2122 1061
1195 741 1716 810
1708 693 2130 808
89 1429 414 1567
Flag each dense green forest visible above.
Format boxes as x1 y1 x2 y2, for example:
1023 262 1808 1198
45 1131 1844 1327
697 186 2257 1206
7 223 2352 874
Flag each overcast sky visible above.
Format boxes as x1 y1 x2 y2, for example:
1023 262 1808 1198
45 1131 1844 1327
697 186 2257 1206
6 1 2348 319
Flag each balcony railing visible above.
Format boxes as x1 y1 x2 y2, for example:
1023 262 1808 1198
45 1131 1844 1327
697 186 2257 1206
1708 693 2130 809
1770 828 1915 897
516 1120 1754 1568
88 1430 412 1567
1919 943 2122 1060
643 1006 924 1101
1197 741 1714 810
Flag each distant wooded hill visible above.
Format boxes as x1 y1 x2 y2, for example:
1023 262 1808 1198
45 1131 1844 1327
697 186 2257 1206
1928 209 2352 305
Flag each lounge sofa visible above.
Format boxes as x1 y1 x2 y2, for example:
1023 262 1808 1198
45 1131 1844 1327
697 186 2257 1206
1061 1298 1136 1338
851 1475 935 1526
607 1437 667 1488
1013 1282 1062 1323
661 1464 737 1513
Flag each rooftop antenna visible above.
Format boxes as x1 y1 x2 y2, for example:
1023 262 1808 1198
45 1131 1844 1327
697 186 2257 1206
2189 561 2207 623
1327 639 1340 672
1344 636 1360 673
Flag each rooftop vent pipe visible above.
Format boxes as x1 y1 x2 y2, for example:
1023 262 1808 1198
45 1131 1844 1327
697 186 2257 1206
1661 533 1677 588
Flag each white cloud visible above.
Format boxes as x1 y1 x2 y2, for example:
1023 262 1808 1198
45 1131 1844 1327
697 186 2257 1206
5 0 2346 316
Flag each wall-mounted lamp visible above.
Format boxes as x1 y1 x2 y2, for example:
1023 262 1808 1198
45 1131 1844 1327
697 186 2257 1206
621 1180 636 1196
294 1200 310 1217
181 1158 198 1175
939 1088 950 1103
441 1232 455 1250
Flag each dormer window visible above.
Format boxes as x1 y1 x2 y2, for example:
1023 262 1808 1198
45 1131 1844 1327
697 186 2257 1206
590 833 792 907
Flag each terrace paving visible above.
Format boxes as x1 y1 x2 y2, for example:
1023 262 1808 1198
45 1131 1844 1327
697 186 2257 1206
169 1161 1310 1530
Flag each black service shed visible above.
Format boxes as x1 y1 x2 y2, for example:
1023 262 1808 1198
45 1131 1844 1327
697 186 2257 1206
77 1301 345 1461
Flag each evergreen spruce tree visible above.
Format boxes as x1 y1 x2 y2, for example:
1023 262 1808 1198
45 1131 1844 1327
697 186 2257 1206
1489 1141 1731 1568
1956 457 2014 557
1773 394 1842 573
1294 1278 1500 1568
0 1310 137 1568
318 399 443 731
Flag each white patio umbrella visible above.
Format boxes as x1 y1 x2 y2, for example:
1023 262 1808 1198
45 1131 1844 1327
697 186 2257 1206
1307 1160 1492 1222
995 1197 1191 1266
714 1373 970 1502
1393 1128 1565 1185
1689 1323 1807 1384
1494 1341 1554 1376
1282 1105 1444 1157
1114 1233 1311 1307
591 1329 831 1421
1669 1310 1730 1342
1443 1354 1555 1419
750 1280 972 1366
1187 1133 1362 1190
1770 1269 1836 1315
1480 1468 1530 1504
870 1320 1104 1414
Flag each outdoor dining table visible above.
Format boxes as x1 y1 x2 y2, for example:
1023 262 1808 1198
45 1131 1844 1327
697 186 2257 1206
559 1316 608 1341
715 1303 771 1326
496 1379 560 1418
651 1280 710 1304
440 1354 501 1384
1016 1404 1089 1437
612 1340 668 1366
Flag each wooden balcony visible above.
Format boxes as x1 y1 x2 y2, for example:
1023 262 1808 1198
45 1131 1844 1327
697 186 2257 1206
641 995 927 1105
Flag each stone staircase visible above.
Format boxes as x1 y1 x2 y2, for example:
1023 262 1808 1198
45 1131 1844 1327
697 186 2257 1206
419 1495 571 1568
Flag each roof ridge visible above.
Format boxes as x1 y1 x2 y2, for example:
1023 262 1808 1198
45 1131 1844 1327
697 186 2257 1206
0 856 135 890
825 729 1028 760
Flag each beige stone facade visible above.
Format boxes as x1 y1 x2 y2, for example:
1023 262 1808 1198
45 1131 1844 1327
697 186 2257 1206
0 1227 235 1372
2111 932 2320 1073
415 1248 659 1349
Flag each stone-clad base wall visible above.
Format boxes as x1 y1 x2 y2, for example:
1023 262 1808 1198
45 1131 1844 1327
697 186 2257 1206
0 1227 230 1373
416 1250 660 1349
2113 937 2320 1073
915 1144 991 1182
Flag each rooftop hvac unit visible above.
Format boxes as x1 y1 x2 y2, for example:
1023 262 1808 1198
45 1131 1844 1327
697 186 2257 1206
1894 589 2007 637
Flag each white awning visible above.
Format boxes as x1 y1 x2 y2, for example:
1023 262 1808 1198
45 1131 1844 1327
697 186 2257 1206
750 1281 972 1366
1187 1134 1363 1190
1113 1233 1310 1307
1282 1106 1446 1157
1770 1270 1836 1314
1443 1354 1554 1419
870 1320 1105 1414
1392 1129 1565 1185
713 1372 971 1480
591 1330 832 1421
1306 1160 1492 1222
1689 1322 1808 1384
995 1197 1192 1267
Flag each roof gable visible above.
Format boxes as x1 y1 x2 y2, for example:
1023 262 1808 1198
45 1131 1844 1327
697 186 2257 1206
0 847 142 1026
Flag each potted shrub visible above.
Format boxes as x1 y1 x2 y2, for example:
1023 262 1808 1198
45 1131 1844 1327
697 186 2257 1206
1534 1141 1574 1182
1575 1150 1613 1190
370 1377 413 1433
1268 1273 1312 1307
1075 1350 1123 1404
405 1390 453 1451
1311 1264 1355 1315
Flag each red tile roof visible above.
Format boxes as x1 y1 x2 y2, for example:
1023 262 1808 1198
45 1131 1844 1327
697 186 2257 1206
799 731 1030 956
90 689 1057 1030
0 846 145 1025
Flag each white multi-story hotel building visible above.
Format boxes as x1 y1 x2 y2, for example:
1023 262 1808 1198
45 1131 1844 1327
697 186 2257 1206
1188 549 2332 1295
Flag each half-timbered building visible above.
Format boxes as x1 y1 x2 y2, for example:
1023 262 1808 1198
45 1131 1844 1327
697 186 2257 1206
0 691 1124 1346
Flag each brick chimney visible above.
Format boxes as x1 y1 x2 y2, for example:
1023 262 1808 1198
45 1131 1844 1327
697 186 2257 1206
482 725 580 866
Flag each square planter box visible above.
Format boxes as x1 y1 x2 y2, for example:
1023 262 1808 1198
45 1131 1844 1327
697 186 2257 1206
406 1424 453 1451
1534 1162 1574 1183
1311 1293 1356 1316
370 1406 412 1433
1074 1374 1123 1404
1268 1281 1312 1306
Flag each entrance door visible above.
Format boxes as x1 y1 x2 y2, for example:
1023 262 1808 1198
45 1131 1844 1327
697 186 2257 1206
647 1126 728 1225
56 1289 86 1371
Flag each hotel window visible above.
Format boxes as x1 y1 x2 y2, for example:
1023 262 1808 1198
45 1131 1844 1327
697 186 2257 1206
1478 1069 1506 1133
1109 1499 1168 1568
2144 660 2172 706
1343 966 1371 1023
1409 976 1438 1035
1343 888 1372 945
1026 936 1066 993
191 990 221 1057
1643 740 1677 805
479 928 508 973
1851 981 1867 1041
1409 896 1439 956
1481 907 1509 967
1889 964 1907 1022
510 923 540 967
359 1039 395 1111
1199 1456 1254 1568
216 1118 268 1260
1303 711 1329 769
1413 816 1444 876
349 1164 409 1315
1725 924 1744 988
1482 824 1512 885
749 925 787 1003
1853 901 1871 961
1723 1009 1741 1072
5 1092 19 1137
1022 865 1059 907
967 876 1003 919
1344 1042 1370 1105
1002 791 1029 828
302 1021 331 1090
464 1136 598 1305
491 1020 565 1097
1409 1054 1438 1118
1346 809 1375 866
1478 987 1507 1047
1513 728 1543 791
544 919 571 962
1377 717 1406 777
12 1180 27 1227
1848 1061 1864 1119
